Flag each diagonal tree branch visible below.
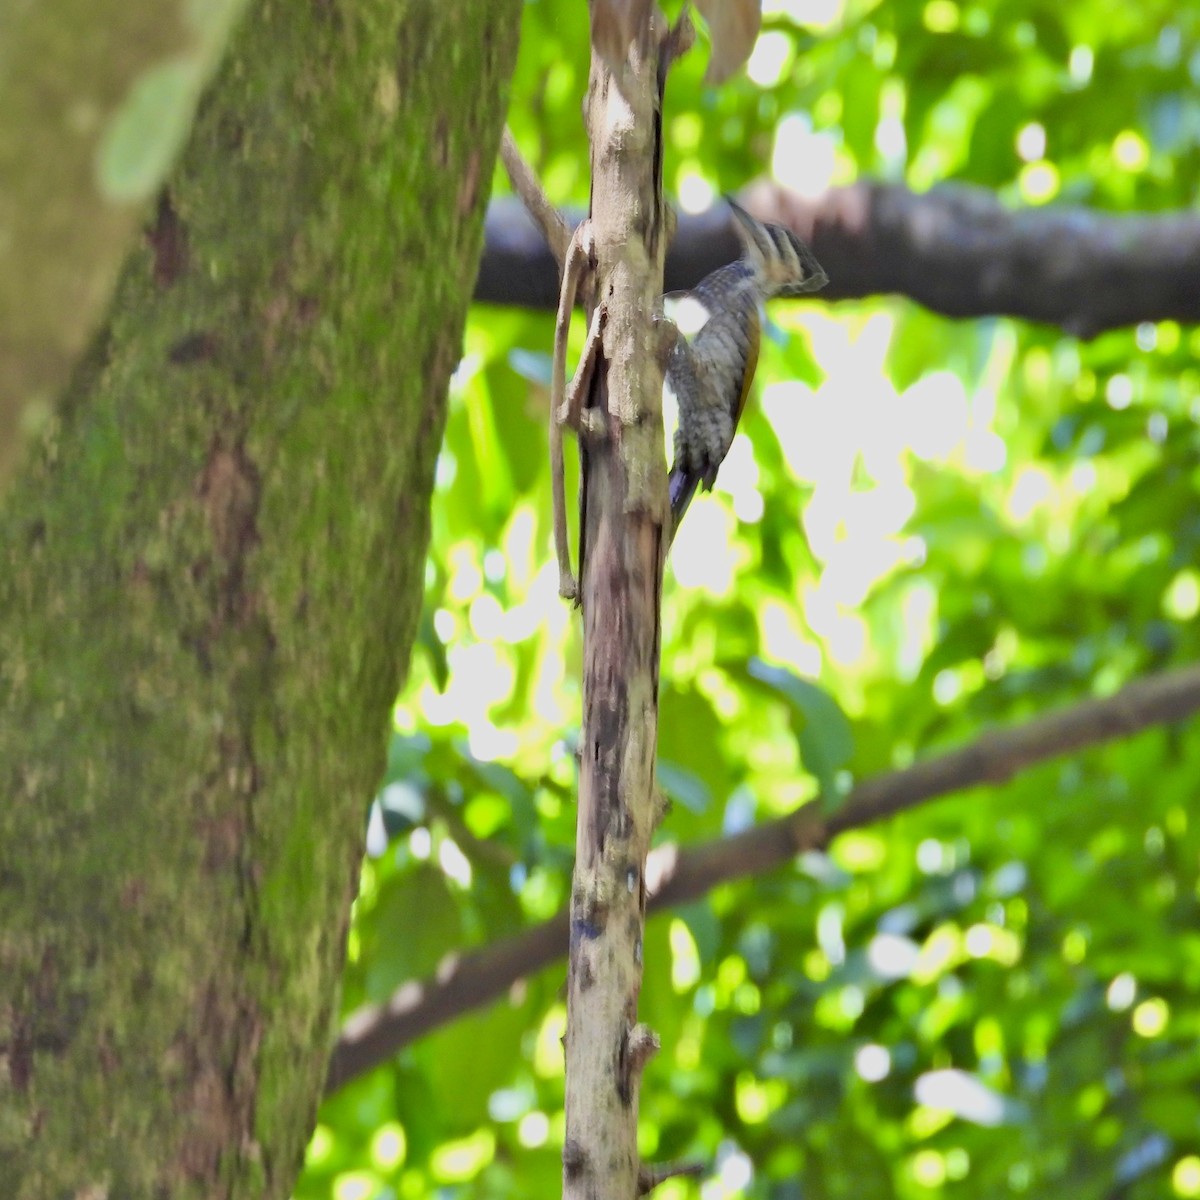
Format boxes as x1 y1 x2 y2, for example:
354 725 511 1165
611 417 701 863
476 181 1200 337
326 661 1200 1093
498 128 572 270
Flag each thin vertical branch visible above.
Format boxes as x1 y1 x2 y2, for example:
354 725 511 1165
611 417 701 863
561 9 674 1199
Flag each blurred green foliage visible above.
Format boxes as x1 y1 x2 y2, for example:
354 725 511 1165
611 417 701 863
297 0 1200 1197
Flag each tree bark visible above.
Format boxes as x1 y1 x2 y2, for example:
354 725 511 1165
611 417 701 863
0 1 520 1196
562 16 673 1199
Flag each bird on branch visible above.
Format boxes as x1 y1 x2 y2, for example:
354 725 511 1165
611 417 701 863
666 198 828 539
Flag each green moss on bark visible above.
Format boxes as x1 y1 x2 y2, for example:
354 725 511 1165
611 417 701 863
0 0 521 1195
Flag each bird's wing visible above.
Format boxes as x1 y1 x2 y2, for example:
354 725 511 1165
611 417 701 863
692 299 760 435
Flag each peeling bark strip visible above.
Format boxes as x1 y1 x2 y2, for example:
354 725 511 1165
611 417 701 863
562 7 676 1197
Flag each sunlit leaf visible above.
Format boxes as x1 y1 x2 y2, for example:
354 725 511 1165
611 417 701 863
745 658 853 810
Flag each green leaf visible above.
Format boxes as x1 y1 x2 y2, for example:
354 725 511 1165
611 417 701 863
415 990 532 1132
745 658 854 810
97 59 204 202
383 732 431 786
657 759 711 813
487 362 544 496
416 609 450 692
363 866 462 1001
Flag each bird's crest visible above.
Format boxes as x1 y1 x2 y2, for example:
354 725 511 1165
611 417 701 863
725 197 828 298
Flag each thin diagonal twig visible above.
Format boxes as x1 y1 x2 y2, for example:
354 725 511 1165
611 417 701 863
499 127 571 269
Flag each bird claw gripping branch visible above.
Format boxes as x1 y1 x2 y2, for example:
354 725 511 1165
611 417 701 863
544 11 695 609
665 199 828 543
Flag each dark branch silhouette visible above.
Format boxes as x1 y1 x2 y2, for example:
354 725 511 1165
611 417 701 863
476 181 1200 337
326 661 1200 1092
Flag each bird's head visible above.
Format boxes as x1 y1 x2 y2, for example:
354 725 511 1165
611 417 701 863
726 197 828 298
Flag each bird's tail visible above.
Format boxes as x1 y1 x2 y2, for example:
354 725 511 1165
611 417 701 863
667 466 700 548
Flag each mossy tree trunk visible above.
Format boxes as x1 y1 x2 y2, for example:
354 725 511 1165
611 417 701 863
0 1 520 1196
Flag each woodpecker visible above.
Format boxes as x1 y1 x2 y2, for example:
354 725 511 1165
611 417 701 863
666 199 828 539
